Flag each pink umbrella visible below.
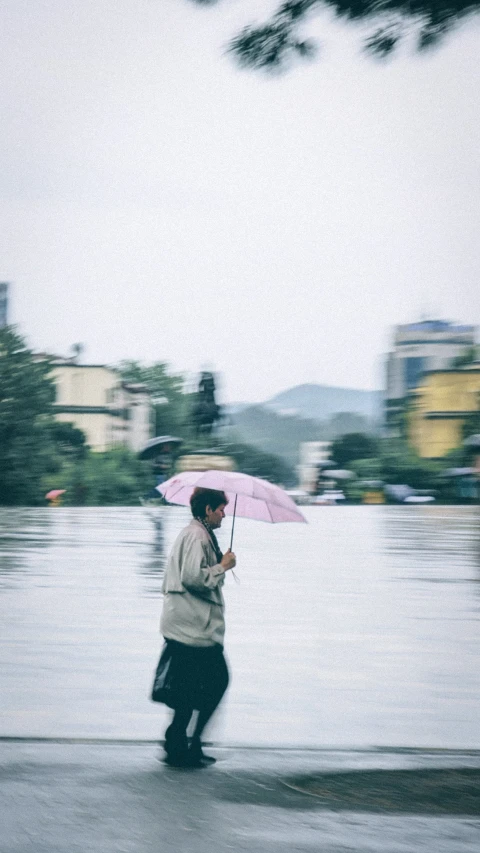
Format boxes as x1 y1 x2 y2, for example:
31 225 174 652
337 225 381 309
45 489 66 500
157 470 306 548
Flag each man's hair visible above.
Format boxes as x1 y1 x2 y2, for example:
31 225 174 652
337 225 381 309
190 487 228 519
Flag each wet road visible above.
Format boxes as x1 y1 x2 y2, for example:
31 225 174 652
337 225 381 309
2 743 480 853
0 505 479 747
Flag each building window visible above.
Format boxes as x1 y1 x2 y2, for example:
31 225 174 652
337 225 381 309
404 357 425 391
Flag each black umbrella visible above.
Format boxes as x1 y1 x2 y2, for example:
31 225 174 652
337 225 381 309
138 436 183 460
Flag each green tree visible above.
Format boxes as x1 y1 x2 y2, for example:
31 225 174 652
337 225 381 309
43 446 153 506
453 347 479 367
349 457 383 480
41 421 90 503
45 420 88 459
441 445 468 467
225 441 295 485
190 0 480 69
117 360 193 440
462 397 480 441
0 327 56 504
79 447 153 505
331 432 379 467
379 437 440 489
343 438 443 494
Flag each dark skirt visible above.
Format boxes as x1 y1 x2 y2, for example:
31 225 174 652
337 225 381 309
151 638 229 712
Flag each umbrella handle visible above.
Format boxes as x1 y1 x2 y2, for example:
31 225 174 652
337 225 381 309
229 494 237 551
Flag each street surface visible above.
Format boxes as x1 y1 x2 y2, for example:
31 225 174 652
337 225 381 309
2 742 480 853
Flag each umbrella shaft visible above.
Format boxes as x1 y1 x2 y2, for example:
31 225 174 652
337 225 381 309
229 494 238 551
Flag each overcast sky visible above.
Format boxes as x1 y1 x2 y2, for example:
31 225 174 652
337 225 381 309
2 0 480 403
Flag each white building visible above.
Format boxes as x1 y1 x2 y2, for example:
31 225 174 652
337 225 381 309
51 362 152 452
298 441 332 492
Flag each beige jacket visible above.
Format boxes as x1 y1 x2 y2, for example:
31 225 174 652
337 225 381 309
160 519 226 647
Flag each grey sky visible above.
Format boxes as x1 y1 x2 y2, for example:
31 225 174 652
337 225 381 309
1 0 480 403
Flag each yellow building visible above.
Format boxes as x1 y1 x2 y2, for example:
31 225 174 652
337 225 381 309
409 366 480 458
52 363 152 452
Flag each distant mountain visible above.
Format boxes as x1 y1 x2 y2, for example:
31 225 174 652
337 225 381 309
227 408 378 469
224 383 382 467
264 383 382 422
226 405 324 468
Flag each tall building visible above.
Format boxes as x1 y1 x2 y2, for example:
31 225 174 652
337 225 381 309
0 282 8 327
385 320 477 432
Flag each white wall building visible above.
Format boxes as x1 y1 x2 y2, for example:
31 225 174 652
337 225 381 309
51 362 152 452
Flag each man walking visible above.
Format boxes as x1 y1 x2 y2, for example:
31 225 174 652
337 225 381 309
155 486 236 767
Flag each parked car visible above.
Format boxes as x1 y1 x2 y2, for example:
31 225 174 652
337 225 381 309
313 489 345 505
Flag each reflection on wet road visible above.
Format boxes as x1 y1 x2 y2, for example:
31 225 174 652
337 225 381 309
0 506 479 746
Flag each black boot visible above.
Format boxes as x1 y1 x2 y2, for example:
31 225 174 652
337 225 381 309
164 723 192 767
189 737 216 765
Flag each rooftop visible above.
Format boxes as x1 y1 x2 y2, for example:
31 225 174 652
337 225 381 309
399 320 475 334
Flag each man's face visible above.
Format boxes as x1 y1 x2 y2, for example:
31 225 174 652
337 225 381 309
205 503 226 529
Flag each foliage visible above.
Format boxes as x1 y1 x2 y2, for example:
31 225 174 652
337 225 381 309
45 420 88 459
78 447 153 505
117 360 194 440
189 0 480 69
349 456 383 480
42 440 294 504
41 425 153 505
331 431 379 467
43 446 153 506
379 437 441 490
462 401 480 441
441 445 469 467
225 441 295 485
0 326 56 505
452 347 479 367
327 435 443 497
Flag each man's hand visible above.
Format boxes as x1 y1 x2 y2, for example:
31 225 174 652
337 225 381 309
220 549 236 571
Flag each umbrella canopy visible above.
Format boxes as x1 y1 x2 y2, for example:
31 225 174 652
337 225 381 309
157 470 307 525
45 489 66 500
138 436 183 460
